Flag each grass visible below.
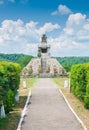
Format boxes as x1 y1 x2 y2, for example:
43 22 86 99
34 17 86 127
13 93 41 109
52 77 69 88
52 78 89 130
0 78 38 130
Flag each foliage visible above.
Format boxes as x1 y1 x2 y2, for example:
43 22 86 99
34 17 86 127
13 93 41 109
84 95 89 109
70 63 89 109
37 50 41 57
0 53 33 69
0 54 89 72
28 65 33 75
4 89 14 113
38 65 42 73
17 55 33 69
84 65 89 109
57 57 89 72
53 66 58 73
0 61 21 113
46 65 50 73
0 78 37 130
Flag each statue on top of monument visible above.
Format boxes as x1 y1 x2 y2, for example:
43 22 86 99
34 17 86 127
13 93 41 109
41 34 47 43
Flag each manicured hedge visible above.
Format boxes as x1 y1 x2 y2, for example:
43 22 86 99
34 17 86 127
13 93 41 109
70 63 89 109
0 61 21 113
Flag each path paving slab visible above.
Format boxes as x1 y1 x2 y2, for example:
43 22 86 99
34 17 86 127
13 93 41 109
21 78 83 130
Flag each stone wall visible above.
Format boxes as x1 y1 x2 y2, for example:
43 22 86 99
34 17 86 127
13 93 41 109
21 57 67 77
26 58 41 74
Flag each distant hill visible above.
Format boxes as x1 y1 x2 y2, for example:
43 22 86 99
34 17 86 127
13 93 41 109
0 53 89 72
56 57 89 72
0 53 34 69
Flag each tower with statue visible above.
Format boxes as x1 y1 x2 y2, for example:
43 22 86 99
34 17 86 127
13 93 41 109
22 34 67 77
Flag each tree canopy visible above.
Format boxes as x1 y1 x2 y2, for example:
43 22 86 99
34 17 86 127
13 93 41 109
0 53 33 69
0 53 89 72
56 57 89 72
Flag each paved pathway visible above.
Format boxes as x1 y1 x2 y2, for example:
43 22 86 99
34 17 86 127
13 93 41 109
21 78 83 130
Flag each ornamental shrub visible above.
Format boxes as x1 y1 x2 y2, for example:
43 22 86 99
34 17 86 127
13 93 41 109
28 65 33 75
46 65 50 73
4 89 14 113
84 65 89 108
70 65 80 94
37 50 41 57
0 61 21 113
38 65 42 73
70 63 89 109
53 65 58 73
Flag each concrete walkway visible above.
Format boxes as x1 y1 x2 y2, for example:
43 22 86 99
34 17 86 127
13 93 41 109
21 78 83 130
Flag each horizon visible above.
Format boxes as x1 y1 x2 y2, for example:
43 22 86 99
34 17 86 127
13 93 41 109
1 52 89 58
0 0 89 56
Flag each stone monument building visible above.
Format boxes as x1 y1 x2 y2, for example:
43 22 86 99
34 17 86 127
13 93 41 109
22 34 67 77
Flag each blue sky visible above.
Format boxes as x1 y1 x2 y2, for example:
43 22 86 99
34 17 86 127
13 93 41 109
0 0 89 56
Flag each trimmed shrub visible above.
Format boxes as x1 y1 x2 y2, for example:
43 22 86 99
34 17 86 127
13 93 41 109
70 63 89 109
4 89 14 113
53 65 58 73
38 65 42 73
84 66 89 108
37 50 41 57
46 65 50 73
28 65 33 75
84 96 89 109
0 61 21 113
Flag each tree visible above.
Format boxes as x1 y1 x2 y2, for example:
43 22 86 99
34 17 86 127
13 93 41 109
37 50 41 57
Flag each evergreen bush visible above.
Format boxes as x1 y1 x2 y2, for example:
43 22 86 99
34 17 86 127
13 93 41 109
4 89 14 113
0 61 21 113
46 65 50 73
28 65 33 75
38 65 42 73
70 63 89 109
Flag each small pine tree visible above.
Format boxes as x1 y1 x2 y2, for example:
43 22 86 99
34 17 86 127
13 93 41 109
37 50 41 57
46 65 50 73
53 66 58 73
38 65 42 73
28 65 33 75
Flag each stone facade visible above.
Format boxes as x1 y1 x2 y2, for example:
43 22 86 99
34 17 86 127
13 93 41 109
22 34 67 77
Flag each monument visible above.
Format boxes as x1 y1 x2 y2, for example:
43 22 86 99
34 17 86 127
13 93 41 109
22 34 67 77
38 34 50 73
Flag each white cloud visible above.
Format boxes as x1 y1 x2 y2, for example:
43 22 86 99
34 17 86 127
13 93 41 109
58 5 72 15
51 11 58 16
38 23 60 35
26 21 38 29
83 23 89 30
0 19 60 55
51 4 72 16
1 13 89 56
49 13 89 56
63 13 89 42
66 13 86 27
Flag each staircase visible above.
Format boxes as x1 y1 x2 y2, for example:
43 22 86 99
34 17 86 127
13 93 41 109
41 58 46 73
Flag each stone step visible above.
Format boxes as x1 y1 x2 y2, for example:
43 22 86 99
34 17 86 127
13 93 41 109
41 58 47 73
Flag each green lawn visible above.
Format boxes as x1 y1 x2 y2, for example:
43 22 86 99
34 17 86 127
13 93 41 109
52 78 69 88
20 78 38 88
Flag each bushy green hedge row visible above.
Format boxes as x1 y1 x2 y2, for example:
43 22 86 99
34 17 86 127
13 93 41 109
0 61 21 113
70 63 89 109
